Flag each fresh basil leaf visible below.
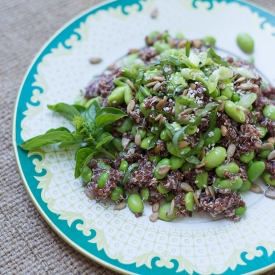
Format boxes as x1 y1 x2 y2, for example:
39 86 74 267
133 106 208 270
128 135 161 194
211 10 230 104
72 104 86 115
147 135 159 150
175 96 199 108
95 107 127 127
122 163 139 184
74 147 93 178
47 103 80 122
19 130 75 150
164 122 176 137
85 100 100 122
190 102 218 126
207 48 221 60
186 41 190 57
46 127 71 133
96 133 113 149
186 156 201 165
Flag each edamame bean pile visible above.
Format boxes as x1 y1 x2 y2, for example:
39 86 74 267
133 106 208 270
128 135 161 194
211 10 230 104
20 31 275 222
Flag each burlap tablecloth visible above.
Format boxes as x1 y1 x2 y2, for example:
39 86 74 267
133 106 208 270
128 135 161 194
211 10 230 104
1 0 275 274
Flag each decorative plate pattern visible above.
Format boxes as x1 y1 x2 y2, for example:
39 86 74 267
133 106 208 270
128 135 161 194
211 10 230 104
13 0 275 274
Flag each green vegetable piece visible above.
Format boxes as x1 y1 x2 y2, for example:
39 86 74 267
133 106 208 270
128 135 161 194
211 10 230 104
215 163 239 178
47 103 81 122
131 126 147 139
110 186 125 201
212 177 222 188
259 149 272 159
247 161 266 182
180 162 195 172
203 36 216 46
204 128 221 146
107 86 125 106
140 187 149 200
165 192 174 203
97 160 111 170
206 88 219 99
160 129 170 142
81 166 93 183
154 158 171 179
224 100 246 123
236 33 254 54
149 154 162 163
263 105 275 121
235 206 247 216
159 202 178 221
239 151 255 163
237 93 257 109
127 193 144 213
256 125 267 139
231 93 240 102
157 183 170 194
74 148 93 178
185 125 197 135
140 136 154 150
203 147 227 169
221 86 233 99
112 137 123 152
195 172 208 189
116 119 134 134
170 155 185 171
119 160 129 172
219 177 243 190
238 179 251 192
262 172 275 186
176 32 185 39
140 102 151 117
185 192 195 211
97 172 109 188
153 41 171 53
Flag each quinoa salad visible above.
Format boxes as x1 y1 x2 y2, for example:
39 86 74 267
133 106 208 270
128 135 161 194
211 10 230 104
20 31 275 222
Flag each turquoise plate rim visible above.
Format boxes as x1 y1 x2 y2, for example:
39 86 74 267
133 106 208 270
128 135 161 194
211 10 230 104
12 0 275 274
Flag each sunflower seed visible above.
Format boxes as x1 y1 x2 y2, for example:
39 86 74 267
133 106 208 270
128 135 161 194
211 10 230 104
227 143 236 159
151 7 158 19
156 97 168 110
167 37 175 47
114 202 127 210
152 202 160 212
261 143 274 150
84 190 95 200
122 137 131 149
154 145 161 154
167 199 175 217
234 76 246 84
194 109 203 116
126 79 136 92
155 114 163 121
268 150 275 161
146 81 158 88
153 82 162 91
178 141 190 148
208 186 216 199
181 108 194 115
265 189 275 199
193 39 201 48
181 182 194 192
157 165 171 175
149 212 159 222
193 192 200 206
150 76 166 82
238 83 254 90
196 161 207 168
182 89 188 96
189 83 196 90
178 40 187 48
219 101 225 112
135 132 141 146
106 64 116 70
250 183 263 194
219 83 226 90
195 189 201 199
152 96 162 103
127 99 135 113
221 125 228 136
89 57 102 64
205 186 210 196
268 137 275 144
178 114 190 122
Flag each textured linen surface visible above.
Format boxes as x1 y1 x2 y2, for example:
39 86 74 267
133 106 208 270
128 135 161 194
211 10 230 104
1 0 274 274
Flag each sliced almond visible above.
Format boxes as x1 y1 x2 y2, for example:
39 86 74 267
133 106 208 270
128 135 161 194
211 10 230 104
152 202 160 213
156 97 168 110
114 202 127 210
127 99 135 113
149 212 159 222
181 182 194 192
250 183 263 194
178 141 190 149
157 165 171 175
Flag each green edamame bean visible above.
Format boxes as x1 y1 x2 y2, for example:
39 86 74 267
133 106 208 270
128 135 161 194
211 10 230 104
170 156 185 171
116 119 134 134
239 151 255 164
140 187 149 200
224 101 246 123
81 166 93 183
215 163 239 178
263 105 275 121
112 137 123 152
159 202 178 221
247 161 265 182
160 129 171 142
154 158 171 179
107 86 125 106
237 33 254 54
235 206 247 216
256 125 267 139
259 149 272 159
167 142 191 157
185 125 197 135
221 86 233 99
262 172 275 186
165 192 174 203
203 36 216 46
237 93 257 109
153 41 171 53
149 154 162 163
206 88 219 99
203 147 227 169
140 136 154 149
232 93 240 102
124 85 133 104
185 192 195 211
140 102 151 117
219 177 243 190
127 193 144 213
212 177 222 188
180 162 195 172
119 160 128 172
204 127 221 146
97 172 109 188
131 126 147 139
157 183 170 194
110 186 125 201
196 172 208 189
238 179 251 192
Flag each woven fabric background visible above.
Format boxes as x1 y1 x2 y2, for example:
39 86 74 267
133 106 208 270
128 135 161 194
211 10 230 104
1 0 274 274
